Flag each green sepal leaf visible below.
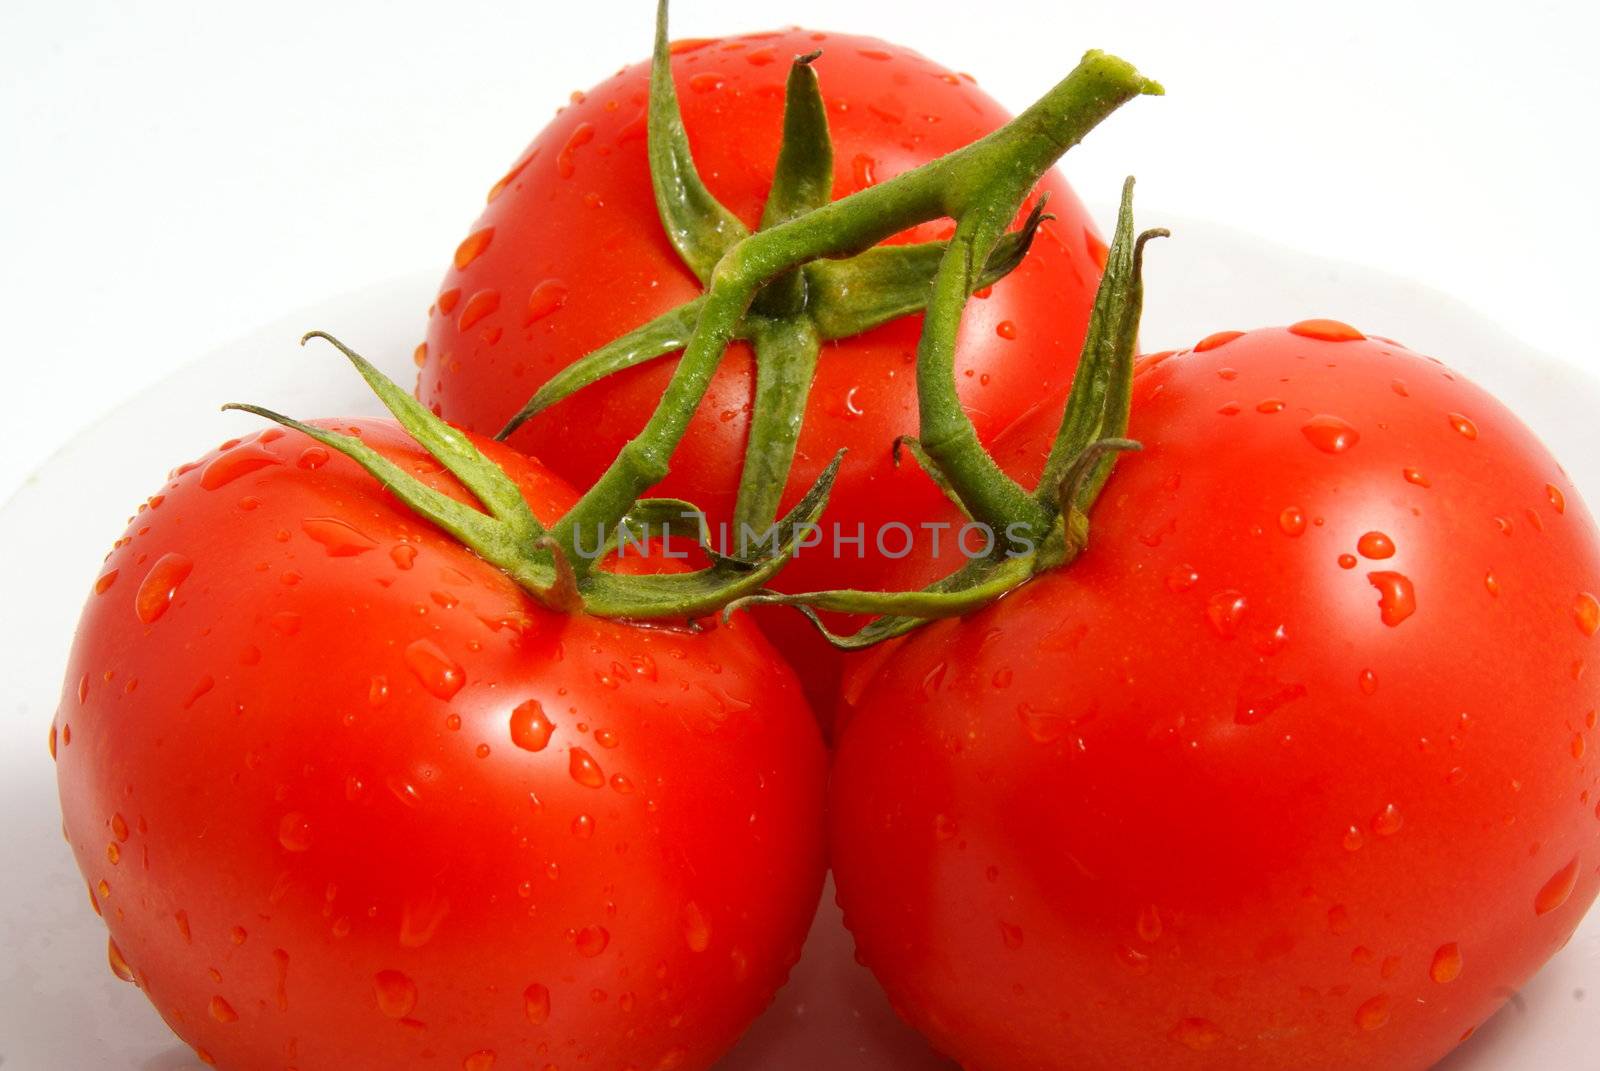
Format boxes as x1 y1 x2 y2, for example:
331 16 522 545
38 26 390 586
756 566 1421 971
496 299 706 439
648 0 750 284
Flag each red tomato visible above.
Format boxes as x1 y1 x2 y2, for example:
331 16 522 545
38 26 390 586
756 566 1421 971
53 420 826 1071
830 325 1600 1070
417 28 1106 706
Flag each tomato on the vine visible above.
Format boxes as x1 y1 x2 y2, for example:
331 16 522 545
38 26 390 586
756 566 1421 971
54 420 826 1071
830 324 1600 1070
418 27 1108 702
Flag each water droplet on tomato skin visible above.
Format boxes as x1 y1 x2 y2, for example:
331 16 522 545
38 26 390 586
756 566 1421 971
1195 330 1244 352
404 638 466 699
557 122 596 179
574 924 610 958
300 516 377 556
999 921 1024 950
457 289 501 332
1575 593 1600 637
1431 943 1463 983
1404 467 1430 487
510 699 554 752
108 938 136 983
1169 1017 1223 1051
208 996 238 1024
1371 803 1404 836
453 227 494 270
1205 590 1248 638
569 747 605 788
1368 572 1417 626
94 569 119 594
278 812 312 853
134 552 194 623
1448 412 1479 439
374 970 418 1019
1354 994 1391 1031
1548 484 1567 513
1234 677 1307 726
1535 858 1581 915
1278 507 1306 537
526 279 568 323
200 445 282 490
1343 826 1365 852
1290 318 1365 342
1301 414 1361 454
995 320 1017 340
682 901 712 952
524 982 551 1025
463 1050 496 1071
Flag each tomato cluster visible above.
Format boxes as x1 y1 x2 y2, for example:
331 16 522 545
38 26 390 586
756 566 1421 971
53 11 1598 1071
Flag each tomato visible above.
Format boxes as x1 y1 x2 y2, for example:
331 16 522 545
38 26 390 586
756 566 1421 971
830 324 1600 1070
417 27 1107 706
53 420 826 1071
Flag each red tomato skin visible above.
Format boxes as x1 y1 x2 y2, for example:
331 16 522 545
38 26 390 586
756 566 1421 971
417 28 1106 705
831 329 1600 1070
54 421 826 1071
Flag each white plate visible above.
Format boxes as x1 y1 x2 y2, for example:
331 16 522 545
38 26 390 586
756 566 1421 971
2 216 1597 1070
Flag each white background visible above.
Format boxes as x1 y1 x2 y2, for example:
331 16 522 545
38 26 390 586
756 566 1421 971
3 0 1597 507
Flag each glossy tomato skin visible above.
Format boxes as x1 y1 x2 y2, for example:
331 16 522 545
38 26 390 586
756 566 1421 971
830 326 1600 1070
54 420 826 1071
417 28 1106 707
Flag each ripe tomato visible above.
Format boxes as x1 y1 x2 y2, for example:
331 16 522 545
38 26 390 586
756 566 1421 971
830 324 1600 1070
417 28 1107 705
53 420 826 1071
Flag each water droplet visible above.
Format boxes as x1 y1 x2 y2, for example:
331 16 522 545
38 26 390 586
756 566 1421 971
201 446 281 490
851 153 877 188
568 747 605 788
404 638 466 699
1017 703 1072 744
94 569 120 594
557 122 595 179
1575 594 1600 637
1371 803 1403 836
1169 1017 1223 1050
1357 531 1395 559
524 982 551 1025
1301 414 1360 454
1368 572 1416 626
208 996 238 1024
1256 398 1285 414
1358 668 1378 695
1289 318 1365 342
1430 943 1463 983
454 227 494 270
373 970 418 1018
509 699 554 751
1343 825 1365 851
1548 484 1567 514
135 552 194 623
301 517 377 556
1447 413 1478 440
1195 330 1244 352
457 289 500 331
437 288 461 315
999 921 1024 949
682 901 711 952
108 938 135 983
1404 468 1430 487
1278 507 1306 537
1116 944 1151 974
1235 676 1307 726
1205 590 1248 638
526 279 569 323
463 1051 496 1071
176 910 191 941
1354 994 1390 1031
1535 858 1580 915
278 812 312 853
1166 564 1199 592
995 320 1017 340
1485 572 1501 597
574 924 610 957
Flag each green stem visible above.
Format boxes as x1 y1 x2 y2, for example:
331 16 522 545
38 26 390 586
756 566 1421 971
732 316 822 533
552 49 1158 570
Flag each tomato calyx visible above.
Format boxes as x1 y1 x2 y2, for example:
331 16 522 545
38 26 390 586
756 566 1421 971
732 180 1167 647
226 332 843 620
